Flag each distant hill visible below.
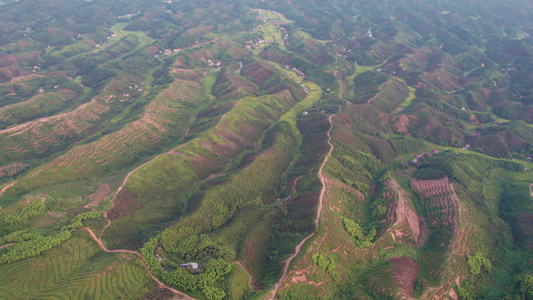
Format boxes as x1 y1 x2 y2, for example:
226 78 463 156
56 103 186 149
0 0 532 299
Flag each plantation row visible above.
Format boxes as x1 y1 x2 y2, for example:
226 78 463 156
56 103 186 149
0 100 110 162
103 70 303 249
0 163 30 178
0 232 154 299
0 211 102 264
2 74 207 203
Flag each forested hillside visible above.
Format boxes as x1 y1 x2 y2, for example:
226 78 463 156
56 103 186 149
0 0 532 299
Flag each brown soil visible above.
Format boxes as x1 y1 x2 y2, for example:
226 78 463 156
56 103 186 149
85 184 110 207
412 176 468 299
107 187 139 221
269 107 340 300
517 213 533 249
383 179 424 245
469 114 480 125
421 67 461 91
390 256 420 298
390 115 413 132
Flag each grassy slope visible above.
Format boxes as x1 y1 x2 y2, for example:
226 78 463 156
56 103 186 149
0 231 156 299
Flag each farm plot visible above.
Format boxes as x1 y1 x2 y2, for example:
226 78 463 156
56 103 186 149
0 163 30 179
17 78 204 191
0 89 78 129
1 193 48 226
103 88 302 249
412 176 474 299
382 179 426 246
0 99 110 161
0 232 156 299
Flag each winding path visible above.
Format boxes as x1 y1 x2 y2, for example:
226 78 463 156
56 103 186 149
81 227 194 299
292 176 303 193
334 71 345 99
268 107 340 300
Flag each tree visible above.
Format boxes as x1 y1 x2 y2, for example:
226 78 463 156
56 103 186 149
515 273 533 299
467 252 492 277
203 286 225 300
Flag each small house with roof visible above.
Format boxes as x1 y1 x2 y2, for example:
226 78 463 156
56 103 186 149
180 263 199 270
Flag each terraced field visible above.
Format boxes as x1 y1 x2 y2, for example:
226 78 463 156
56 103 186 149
0 232 156 299
0 98 110 161
0 163 30 179
0 89 79 129
0 1 532 299
412 176 475 299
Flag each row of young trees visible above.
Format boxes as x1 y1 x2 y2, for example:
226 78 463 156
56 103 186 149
0 211 102 264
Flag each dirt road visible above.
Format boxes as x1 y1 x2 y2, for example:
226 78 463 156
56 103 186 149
0 243 11 250
268 106 339 300
0 181 16 198
81 227 195 299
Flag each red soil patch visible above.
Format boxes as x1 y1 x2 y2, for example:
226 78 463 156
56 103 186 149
412 176 472 299
390 256 420 298
517 213 533 249
0 54 17 67
107 187 139 220
0 65 18 81
260 48 291 65
383 179 426 245
469 114 480 125
17 51 42 62
85 184 110 207
170 68 203 80
390 115 414 132
0 163 30 178
421 67 461 91
241 61 275 86
306 53 333 65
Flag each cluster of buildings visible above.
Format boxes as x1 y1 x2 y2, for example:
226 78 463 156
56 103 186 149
469 130 481 136
252 9 268 22
286 66 306 78
274 21 289 41
244 38 273 50
302 106 326 116
412 150 438 165
154 49 180 59
117 11 141 19
207 59 221 67
301 83 310 94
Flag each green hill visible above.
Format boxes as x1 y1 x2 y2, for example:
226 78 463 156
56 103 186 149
0 0 532 299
